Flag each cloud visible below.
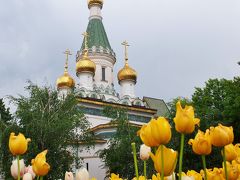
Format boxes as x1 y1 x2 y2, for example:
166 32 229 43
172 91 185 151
1 0 240 112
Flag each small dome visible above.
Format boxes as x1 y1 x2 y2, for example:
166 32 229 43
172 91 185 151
88 0 103 8
76 52 96 75
117 63 137 83
56 72 75 89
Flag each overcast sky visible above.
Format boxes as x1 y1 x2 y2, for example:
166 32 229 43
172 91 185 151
1 0 240 111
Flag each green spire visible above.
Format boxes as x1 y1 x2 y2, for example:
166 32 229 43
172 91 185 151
80 19 113 52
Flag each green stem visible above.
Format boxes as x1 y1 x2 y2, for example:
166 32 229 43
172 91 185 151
143 160 147 179
178 133 185 180
37 176 40 180
17 155 20 180
201 155 208 180
160 145 164 180
131 142 139 180
223 146 228 180
40 176 43 180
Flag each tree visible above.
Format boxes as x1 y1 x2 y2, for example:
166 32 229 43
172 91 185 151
0 98 17 179
99 106 155 179
3 82 93 179
192 78 240 138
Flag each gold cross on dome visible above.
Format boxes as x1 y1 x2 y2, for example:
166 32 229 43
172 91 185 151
63 49 72 72
121 40 130 64
82 32 89 50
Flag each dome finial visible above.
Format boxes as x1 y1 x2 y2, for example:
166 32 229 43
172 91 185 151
76 32 96 75
117 40 137 83
63 49 72 73
121 40 130 66
56 49 75 89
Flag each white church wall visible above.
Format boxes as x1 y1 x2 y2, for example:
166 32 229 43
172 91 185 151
79 143 109 179
120 80 135 98
67 142 109 180
86 114 112 127
90 56 115 88
57 88 71 99
78 72 94 91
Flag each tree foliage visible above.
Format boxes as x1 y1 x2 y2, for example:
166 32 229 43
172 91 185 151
99 106 155 179
192 78 240 140
0 99 18 179
1 82 93 179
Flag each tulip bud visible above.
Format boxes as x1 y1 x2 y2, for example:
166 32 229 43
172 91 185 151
138 117 171 147
65 171 74 180
140 144 151 161
173 101 200 134
76 168 89 180
188 130 212 155
149 146 178 176
31 150 50 176
9 132 31 155
22 173 33 180
224 144 238 162
210 124 234 147
11 159 25 179
24 165 36 179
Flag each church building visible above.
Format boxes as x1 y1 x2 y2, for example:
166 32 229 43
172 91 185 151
56 0 169 179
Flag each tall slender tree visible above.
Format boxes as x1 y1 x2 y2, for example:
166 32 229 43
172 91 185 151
3 82 93 179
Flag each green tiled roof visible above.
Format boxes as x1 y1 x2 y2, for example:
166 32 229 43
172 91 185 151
143 97 170 117
81 19 112 51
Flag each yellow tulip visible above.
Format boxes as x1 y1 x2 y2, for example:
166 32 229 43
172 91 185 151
188 130 212 155
152 173 175 180
224 144 238 162
152 173 160 180
109 173 123 180
9 132 31 155
186 170 203 180
138 117 171 147
150 145 178 176
31 150 50 176
132 176 146 180
234 144 240 163
209 124 234 147
201 168 224 180
232 160 240 174
173 101 200 134
180 172 195 180
223 161 239 180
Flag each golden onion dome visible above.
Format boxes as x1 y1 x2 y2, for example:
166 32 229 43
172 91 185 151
117 63 137 83
76 51 96 75
56 72 75 89
88 0 103 8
